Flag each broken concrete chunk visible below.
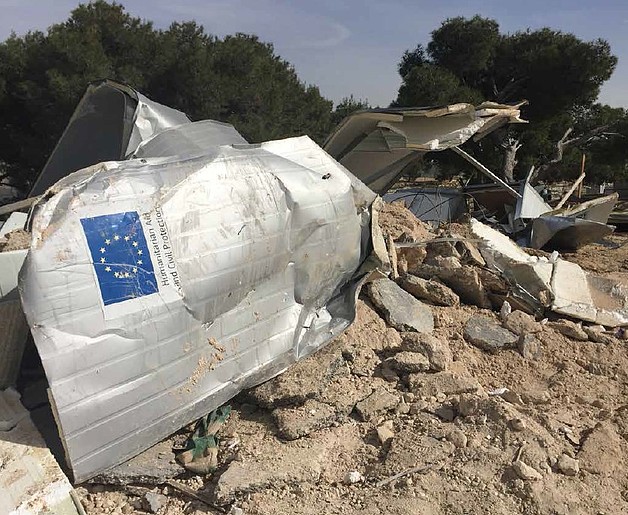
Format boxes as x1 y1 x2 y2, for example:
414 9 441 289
144 492 167 514
354 388 400 422
368 278 434 333
583 325 615 344
398 274 460 307
386 351 430 374
401 332 452 372
424 241 461 265
376 420 395 444
547 319 589 341
557 453 579 476
512 460 542 481
438 266 492 309
464 315 518 352
470 218 555 310
503 310 542 336
446 428 468 448
408 371 482 398
551 258 628 326
518 334 542 360
0 408 80 515
397 246 427 275
456 239 486 267
273 399 338 440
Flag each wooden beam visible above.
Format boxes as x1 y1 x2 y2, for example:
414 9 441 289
0 196 40 217
555 171 586 210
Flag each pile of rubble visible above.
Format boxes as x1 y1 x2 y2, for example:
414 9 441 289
73 201 628 515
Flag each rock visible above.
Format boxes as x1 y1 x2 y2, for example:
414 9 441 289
408 371 482 398
397 246 427 275
509 418 526 431
144 492 167 513
458 394 481 417
339 300 403 352
430 255 462 269
344 470 363 484
383 431 454 475
376 421 395 444
578 421 623 476
388 234 399 279
583 325 615 344
386 351 430 374
547 319 588 341
317 375 373 416
512 460 542 481
401 333 452 372
518 334 542 360
500 390 524 405
436 266 493 309
499 301 512 322
398 274 460 307
434 403 456 422
503 310 542 336
557 454 579 476
446 429 467 448
520 389 551 405
424 241 461 263
344 346 381 377
456 240 486 267
396 401 411 415
273 399 338 440
464 315 518 352
368 279 434 333
248 339 346 408
229 507 244 515
91 439 183 486
355 388 400 421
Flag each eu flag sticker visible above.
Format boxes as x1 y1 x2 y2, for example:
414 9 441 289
80 211 158 306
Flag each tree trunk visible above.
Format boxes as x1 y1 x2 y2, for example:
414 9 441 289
536 125 610 178
501 138 522 183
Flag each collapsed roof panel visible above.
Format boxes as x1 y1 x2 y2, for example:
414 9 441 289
29 80 191 197
323 102 526 195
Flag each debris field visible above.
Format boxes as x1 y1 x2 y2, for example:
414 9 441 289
75 202 628 515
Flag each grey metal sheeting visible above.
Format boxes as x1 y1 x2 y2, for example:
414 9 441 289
19 135 378 482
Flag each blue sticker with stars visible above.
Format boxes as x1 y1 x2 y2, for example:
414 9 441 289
80 211 158 306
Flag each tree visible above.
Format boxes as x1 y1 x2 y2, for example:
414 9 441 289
0 1 334 194
394 16 620 183
330 95 370 127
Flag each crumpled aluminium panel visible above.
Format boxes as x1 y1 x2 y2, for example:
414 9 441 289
20 136 378 482
323 102 526 194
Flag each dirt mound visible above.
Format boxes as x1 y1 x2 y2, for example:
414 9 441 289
0 228 30 252
77 211 628 515
378 200 435 242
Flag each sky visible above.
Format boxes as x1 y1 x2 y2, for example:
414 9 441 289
0 0 627 108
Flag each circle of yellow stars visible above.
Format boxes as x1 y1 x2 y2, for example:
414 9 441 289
98 234 144 279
